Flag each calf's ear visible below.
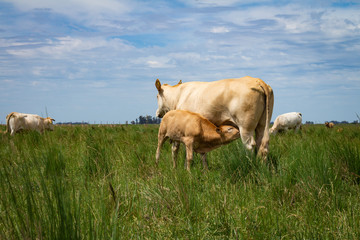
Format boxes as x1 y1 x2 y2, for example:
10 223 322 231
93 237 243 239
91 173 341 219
155 79 162 92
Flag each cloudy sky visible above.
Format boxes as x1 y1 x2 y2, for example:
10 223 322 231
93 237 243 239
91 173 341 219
1 0 359 124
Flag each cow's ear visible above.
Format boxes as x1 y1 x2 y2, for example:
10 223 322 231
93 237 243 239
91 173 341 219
216 127 222 134
155 79 162 92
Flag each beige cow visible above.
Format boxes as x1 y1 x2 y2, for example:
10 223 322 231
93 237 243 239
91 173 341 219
156 110 240 171
155 76 274 159
6 112 55 135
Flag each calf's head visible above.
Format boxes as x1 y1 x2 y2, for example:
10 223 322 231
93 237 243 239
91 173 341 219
155 79 182 118
216 125 240 143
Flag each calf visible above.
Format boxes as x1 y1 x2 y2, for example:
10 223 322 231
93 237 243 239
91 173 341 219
6 112 55 136
270 112 302 135
156 110 240 171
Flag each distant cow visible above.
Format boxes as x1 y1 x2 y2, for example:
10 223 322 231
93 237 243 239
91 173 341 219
270 112 302 135
325 122 335 128
156 110 240 171
155 76 274 160
6 112 55 135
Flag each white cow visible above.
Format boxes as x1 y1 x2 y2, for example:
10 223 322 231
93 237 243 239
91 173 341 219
6 112 55 135
155 76 274 159
270 112 302 135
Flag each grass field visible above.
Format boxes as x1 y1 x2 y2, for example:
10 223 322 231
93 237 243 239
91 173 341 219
1 124 360 239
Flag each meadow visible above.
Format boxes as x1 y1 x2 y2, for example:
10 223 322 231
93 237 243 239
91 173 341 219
1 123 360 239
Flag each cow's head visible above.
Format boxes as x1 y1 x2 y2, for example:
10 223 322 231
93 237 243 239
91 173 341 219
155 79 182 118
45 117 55 131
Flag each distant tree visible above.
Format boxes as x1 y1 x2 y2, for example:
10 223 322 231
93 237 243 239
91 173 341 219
134 115 161 124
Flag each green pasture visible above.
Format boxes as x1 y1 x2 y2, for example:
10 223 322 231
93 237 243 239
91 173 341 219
1 124 360 239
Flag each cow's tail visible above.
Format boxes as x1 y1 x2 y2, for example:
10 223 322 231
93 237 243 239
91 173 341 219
258 81 274 160
6 112 16 133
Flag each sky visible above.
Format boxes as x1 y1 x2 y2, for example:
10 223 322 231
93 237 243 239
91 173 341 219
0 0 359 124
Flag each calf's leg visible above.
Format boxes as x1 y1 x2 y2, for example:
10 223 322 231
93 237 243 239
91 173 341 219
200 153 208 171
183 138 194 172
156 134 167 166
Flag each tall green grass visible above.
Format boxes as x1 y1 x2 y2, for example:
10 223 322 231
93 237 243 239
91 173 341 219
1 124 360 239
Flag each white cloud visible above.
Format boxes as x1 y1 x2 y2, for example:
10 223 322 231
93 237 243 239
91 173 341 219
210 26 230 33
179 0 273 8
6 36 133 59
86 81 108 88
31 81 40 86
2 79 14 84
4 0 133 19
145 59 175 69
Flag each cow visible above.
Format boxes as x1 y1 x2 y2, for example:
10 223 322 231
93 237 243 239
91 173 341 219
269 112 302 135
155 76 274 159
156 110 240 171
325 122 335 128
6 112 55 135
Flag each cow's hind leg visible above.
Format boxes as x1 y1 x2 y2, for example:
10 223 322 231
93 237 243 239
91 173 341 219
255 122 266 154
240 127 256 153
255 109 270 160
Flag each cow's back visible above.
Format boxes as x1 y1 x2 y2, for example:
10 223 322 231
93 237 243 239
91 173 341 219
7 112 41 132
175 77 267 126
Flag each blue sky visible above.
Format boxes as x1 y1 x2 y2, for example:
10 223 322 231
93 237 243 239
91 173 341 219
0 0 359 124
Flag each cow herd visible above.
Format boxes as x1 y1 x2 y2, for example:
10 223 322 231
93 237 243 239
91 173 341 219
3 76 338 171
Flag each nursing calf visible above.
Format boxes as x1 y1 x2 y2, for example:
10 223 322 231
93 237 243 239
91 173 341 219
6 112 55 135
156 110 240 171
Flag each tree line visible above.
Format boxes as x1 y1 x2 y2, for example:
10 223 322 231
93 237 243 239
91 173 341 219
130 115 161 125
